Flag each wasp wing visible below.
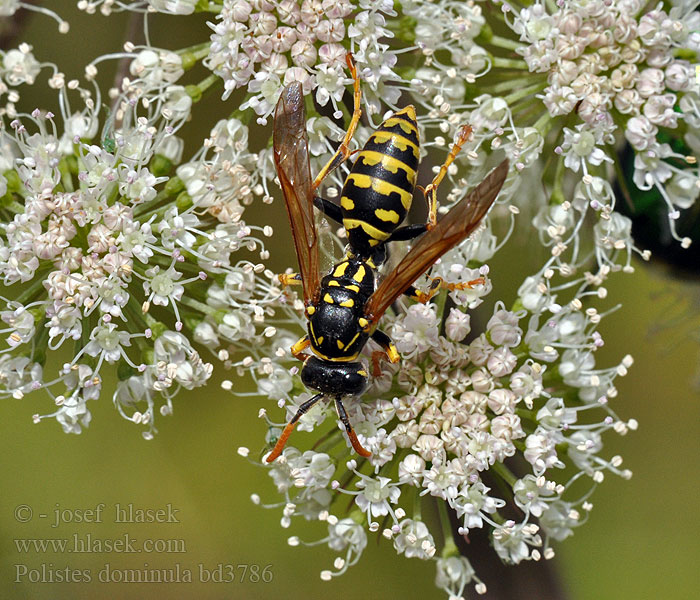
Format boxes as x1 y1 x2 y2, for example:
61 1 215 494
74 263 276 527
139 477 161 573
364 159 509 323
273 82 320 306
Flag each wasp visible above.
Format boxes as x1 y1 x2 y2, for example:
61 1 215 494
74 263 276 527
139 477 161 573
266 54 508 462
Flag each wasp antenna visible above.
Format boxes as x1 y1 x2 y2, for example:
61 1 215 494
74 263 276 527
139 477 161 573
266 393 324 463
335 397 371 458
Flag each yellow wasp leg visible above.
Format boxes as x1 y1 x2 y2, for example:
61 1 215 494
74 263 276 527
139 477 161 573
370 330 400 376
291 335 311 361
421 124 473 229
278 272 302 287
409 276 486 304
312 53 362 191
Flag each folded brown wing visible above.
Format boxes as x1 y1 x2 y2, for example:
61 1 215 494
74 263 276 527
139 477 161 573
364 159 509 323
273 82 320 306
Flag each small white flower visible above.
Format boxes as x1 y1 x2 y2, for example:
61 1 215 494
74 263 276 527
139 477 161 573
84 323 131 363
397 454 426 486
513 475 554 518
445 308 471 342
354 475 401 518
144 265 184 307
149 0 197 16
393 519 436 559
392 303 440 356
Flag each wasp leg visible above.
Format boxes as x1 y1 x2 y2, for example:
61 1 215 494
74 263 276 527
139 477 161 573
334 396 371 457
266 392 324 463
386 223 428 243
405 276 486 304
370 329 400 377
312 53 362 191
291 335 311 361
422 124 473 229
278 272 302 287
313 196 343 225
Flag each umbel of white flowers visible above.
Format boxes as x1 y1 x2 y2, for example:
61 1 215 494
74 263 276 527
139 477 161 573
1 1 697 598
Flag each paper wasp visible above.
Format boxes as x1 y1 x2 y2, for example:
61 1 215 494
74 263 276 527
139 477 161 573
266 54 508 462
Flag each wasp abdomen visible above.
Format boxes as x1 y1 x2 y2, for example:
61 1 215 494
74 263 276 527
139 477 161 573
341 106 420 255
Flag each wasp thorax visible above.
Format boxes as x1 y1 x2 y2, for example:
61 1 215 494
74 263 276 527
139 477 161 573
308 294 369 360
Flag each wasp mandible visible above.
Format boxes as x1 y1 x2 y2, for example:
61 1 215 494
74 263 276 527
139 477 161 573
267 54 508 462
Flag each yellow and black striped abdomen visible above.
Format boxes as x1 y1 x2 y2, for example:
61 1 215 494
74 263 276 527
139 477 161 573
340 106 420 256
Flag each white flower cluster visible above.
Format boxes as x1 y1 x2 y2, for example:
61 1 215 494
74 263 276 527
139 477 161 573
8 1 697 598
0 46 277 437
205 0 398 121
507 0 700 244
247 260 635 595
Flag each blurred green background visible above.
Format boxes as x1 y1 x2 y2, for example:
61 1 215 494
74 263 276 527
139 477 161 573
1 6 699 600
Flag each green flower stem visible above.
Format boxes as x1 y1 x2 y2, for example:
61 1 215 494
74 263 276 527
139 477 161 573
488 35 522 51
379 446 409 482
489 75 543 95
491 56 530 70
412 485 423 522
551 151 566 205
178 43 211 70
438 500 460 558
185 74 221 103
229 106 254 125
0 198 26 214
179 296 218 317
515 407 538 427
512 439 526 453
612 150 633 208
490 460 518 487
29 316 49 366
122 303 154 354
503 82 547 105
434 289 450 323
77 310 95 364
533 112 553 137
132 188 177 218
58 158 75 193
14 272 51 305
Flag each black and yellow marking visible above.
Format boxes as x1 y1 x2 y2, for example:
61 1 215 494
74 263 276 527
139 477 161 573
320 259 374 297
339 106 421 256
310 347 360 362
308 257 376 362
333 262 349 277
352 265 366 283
344 173 413 210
